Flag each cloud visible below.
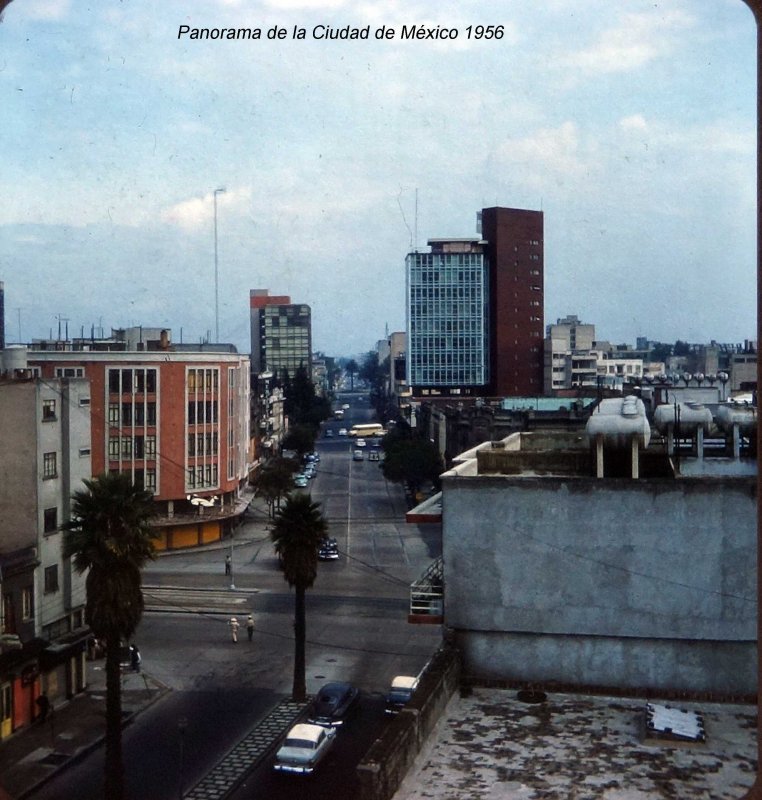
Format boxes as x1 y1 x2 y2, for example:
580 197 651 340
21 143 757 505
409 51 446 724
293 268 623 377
159 187 251 231
619 114 648 132
562 10 694 76
16 0 70 20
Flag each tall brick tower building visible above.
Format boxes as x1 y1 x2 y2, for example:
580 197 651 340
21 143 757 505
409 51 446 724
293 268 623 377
480 207 544 396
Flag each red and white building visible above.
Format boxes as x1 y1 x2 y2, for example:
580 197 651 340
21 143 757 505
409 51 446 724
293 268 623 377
27 338 251 550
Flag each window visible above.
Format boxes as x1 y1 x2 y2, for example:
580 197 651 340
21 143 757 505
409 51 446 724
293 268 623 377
108 403 120 424
22 587 33 621
55 367 83 378
79 397 91 407
42 399 56 421
43 507 58 533
145 435 156 457
145 469 156 491
43 452 57 479
79 447 91 457
44 566 59 594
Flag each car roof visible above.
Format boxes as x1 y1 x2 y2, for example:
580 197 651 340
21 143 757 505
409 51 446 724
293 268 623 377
288 723 324 743
318 681 351 695
391 675 418 690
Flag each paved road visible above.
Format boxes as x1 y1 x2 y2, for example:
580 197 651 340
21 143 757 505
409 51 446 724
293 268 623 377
30 394 443 798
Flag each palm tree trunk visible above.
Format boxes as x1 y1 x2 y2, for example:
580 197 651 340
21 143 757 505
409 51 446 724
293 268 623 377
292 585 307 702
105 632 124 800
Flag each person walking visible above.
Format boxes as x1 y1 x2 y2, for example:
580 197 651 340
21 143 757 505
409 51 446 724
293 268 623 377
130 644 141 672
246 614 254 642
225 555 232 575
229 616 240 643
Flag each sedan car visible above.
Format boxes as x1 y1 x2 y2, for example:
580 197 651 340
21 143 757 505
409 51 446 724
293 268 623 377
385 675 418 714
338 428 348 437
352 449 364 461
318 537 339 561
273 722 336 775
293 474 308 488
355 438 367 448
308 682 360 727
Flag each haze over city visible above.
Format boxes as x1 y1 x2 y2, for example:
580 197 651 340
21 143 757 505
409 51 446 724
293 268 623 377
1 0 756 356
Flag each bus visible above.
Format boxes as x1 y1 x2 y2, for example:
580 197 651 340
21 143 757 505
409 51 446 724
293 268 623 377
349 423 385 438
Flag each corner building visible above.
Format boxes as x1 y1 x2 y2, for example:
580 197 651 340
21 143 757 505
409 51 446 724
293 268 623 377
27 348 250 550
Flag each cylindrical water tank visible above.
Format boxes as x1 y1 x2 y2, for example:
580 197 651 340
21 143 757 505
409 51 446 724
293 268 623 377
1 345 28 374
653 402 713 435
585 396 651 448
716 402 757 436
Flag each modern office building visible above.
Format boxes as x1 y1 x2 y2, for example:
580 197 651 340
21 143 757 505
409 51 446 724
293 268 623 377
249 289 312 380
406 207 544 398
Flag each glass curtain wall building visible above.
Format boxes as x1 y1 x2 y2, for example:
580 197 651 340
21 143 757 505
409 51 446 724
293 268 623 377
406 240 490 392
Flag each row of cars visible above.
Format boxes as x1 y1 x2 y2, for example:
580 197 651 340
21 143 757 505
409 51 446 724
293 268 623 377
273 675 419 775
293 451 321 488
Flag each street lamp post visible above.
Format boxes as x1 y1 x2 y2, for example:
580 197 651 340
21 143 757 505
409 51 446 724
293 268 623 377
213 187 226 342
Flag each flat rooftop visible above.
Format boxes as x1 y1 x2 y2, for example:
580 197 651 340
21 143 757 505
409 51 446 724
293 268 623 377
392 688 756 799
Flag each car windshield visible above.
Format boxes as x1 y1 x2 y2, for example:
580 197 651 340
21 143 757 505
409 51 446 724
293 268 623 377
388 689 412 703
284 738 316 749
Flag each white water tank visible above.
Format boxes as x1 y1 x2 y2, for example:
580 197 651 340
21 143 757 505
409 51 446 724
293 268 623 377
653 402 713 435
586 396 651 449
716 402 757 436
1 345 28 375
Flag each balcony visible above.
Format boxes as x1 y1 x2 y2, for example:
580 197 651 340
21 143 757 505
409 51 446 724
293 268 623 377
409 557 444 624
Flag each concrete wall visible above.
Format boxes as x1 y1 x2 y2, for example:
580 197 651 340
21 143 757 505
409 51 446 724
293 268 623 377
357 645 460 800
442 473 756 695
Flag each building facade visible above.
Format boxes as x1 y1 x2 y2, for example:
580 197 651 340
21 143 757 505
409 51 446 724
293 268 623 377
406 207 544 399
249 289 312 380
0 364 91 741
440 426 756 695
26 345 251 551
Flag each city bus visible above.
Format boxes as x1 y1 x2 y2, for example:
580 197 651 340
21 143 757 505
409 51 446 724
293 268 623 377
349 423 385 438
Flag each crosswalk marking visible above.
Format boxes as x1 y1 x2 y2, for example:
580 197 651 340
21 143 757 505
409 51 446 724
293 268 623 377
143 586 258 614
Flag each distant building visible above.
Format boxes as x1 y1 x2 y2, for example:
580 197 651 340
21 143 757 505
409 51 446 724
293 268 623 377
23 337 251 551
249 289 312 380
0 363 91 739
406 207 544 399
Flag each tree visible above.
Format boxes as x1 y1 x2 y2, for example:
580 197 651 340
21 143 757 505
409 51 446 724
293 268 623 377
253 456 299 516
63 472 157 800
282 423 317 460
270 493 327 702
345 358 358 390
381 428 444 500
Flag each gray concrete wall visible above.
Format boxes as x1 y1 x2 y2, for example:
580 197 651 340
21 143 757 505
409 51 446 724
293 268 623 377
442 474 756 694
357 646 460 800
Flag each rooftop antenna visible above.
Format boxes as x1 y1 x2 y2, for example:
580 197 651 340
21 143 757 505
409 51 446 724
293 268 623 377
414 188 418 251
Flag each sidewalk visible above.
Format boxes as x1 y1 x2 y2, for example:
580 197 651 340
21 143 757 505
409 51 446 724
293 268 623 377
0 660 168 800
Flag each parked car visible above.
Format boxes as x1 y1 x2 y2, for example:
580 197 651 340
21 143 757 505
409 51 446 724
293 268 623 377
338 428 348 437
368 450 380 462
304 465 316 479
385 675 418 714
318 537 339 560
342 403 350 410
273 722 336 775
325 429 334 438
293 474 308 488
308 682 360 727
353 450 364 461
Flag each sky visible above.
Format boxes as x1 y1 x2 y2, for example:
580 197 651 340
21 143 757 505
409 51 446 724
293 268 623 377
0 0 757 359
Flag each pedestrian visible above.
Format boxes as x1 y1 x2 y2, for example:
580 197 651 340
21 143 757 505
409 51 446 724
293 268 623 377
35 694 50 723
229 616 240 643
225 555 232 575
246 614 254 642
130 644 141 672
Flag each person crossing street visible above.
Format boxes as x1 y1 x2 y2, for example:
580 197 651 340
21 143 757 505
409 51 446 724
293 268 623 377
228 616 240 643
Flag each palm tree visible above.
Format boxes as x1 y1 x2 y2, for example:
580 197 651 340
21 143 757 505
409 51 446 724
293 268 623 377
63 472 157 800
270 493 327 701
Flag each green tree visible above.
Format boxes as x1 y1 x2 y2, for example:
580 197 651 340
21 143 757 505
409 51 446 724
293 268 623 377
382 428 444 500
270 493 327 701
345 358 358 390
63 473 157 800
282 423 317 460
253 456 299 516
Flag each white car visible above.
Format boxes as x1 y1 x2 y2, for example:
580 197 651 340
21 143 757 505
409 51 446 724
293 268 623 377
338 428 348 437
355 438 367 448
273 723 336 775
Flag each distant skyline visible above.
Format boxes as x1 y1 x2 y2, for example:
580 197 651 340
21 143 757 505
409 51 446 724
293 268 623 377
0 0 756 358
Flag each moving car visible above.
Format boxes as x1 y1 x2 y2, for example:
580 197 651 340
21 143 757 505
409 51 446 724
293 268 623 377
385 675 418 715
368 450 380 462
318 537 339 560
355 438 367 448
353 450 364 461
308 681 360 727
273 723 336 775
338 428 348 437
293 474 308 488
325 429 334 438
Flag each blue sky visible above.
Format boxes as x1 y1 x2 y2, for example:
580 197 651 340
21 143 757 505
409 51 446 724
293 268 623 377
0 0 756 357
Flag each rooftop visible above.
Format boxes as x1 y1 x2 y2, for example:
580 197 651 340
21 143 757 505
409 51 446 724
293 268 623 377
392 687 756 799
